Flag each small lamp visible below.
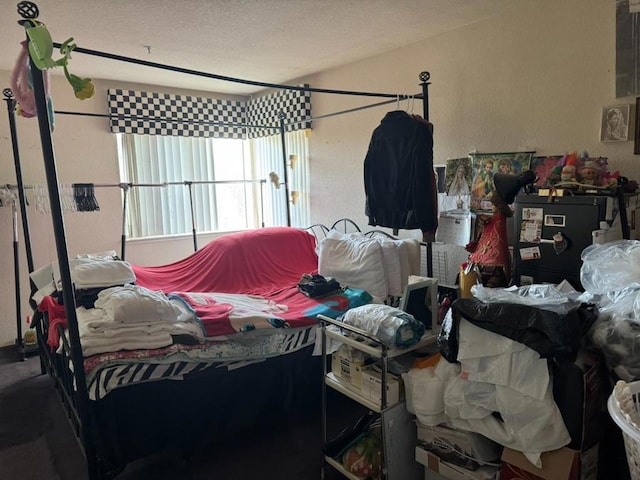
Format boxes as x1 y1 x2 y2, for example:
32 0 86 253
289 154 298 169
291 190 299 205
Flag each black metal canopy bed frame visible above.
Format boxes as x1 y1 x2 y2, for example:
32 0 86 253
5 3 437 479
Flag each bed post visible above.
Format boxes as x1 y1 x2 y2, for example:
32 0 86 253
3 87 43 363
16 3 98 478
419 71 434 278
278 111 292 227
120 183 129 260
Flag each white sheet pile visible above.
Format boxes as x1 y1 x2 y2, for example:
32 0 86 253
317 230 420 300
33 254 207 357
65 285 204 357
31 252 137 304
403 317 570 466
71 257 136 289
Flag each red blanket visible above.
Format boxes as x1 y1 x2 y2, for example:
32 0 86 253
133 227 319 295
132 228 371 336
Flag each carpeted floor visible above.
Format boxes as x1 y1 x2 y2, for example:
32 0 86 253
0 345 362 480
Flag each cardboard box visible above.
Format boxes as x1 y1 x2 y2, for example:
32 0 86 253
501 447 579 480
359 365 400 405
331 346 369 388
416 423 502 470
500 444 599 480
416 447 498 480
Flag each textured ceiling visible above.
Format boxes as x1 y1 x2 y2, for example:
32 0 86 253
1 0 527 95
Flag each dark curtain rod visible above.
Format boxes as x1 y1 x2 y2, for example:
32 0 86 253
286 93 424 127
52 42 426 100
54 110 280 130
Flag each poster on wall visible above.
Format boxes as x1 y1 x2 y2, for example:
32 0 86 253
616 0 640 97
444 157 472 198
469 152 533 214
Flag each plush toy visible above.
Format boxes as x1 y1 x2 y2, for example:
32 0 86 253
11 20 95 127
10 39 56 129
560 152 578 183
578 160 601 186
22 19 95 100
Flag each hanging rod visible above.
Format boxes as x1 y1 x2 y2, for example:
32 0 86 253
53 111 280 130
285 92 424 127
52 42 422 100
4 179 267 190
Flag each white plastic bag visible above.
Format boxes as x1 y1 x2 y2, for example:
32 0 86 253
580 240 640 294
471 282 582 315
340 304 425 349
403 359 460 426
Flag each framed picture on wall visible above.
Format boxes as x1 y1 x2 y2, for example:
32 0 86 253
600 104 630 142
469 152 533 214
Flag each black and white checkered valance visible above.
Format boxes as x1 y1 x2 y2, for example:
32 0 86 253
108 87 312 139
246 85 312 138
107 89 246 138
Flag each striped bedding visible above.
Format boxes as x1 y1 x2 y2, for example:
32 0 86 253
84 326 316 400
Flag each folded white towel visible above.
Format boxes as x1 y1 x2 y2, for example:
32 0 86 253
71 258 136 289
80 332 174 357
76 306 203 340
94 285 182 324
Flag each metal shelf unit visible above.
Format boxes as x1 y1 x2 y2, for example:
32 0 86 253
318 314 435 480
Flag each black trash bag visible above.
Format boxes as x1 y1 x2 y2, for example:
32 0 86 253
445 298 598 359
297 273 342 298
437 307 460 364
551 351 605 451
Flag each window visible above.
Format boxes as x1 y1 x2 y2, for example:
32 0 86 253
117 130 309 239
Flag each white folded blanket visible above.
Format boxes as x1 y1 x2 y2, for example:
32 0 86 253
73 301 204 357
62 329 174 357
94 285 182 324
76 304 203 340
71 257 136 289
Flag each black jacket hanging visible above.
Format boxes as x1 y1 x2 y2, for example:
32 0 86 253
363 111 437 232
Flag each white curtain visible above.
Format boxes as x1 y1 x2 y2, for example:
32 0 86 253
117 131 309 238
249 129 310 228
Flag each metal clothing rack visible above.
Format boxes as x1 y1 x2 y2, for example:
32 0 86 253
1 178 268 260
10 2 434 479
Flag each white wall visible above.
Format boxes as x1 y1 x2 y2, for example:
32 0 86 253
0 0 635 346
305 0 636 230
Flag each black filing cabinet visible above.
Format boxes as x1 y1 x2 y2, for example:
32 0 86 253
512 194 613 290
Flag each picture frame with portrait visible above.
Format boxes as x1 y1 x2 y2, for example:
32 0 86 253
600 104 630 142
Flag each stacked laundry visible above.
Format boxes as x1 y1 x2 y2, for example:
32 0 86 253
35 252 205 357
69 285 204 357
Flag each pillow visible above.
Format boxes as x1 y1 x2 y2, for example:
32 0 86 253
318 231 388 299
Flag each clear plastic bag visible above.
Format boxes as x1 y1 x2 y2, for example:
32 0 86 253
340 304 425 349
580 240 640 294
589 287 640 381
470 282 582 315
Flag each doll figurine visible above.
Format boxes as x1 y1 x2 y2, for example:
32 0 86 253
560 152 578 183
561 164 576 183
578 160 600 186
466 170 536 287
